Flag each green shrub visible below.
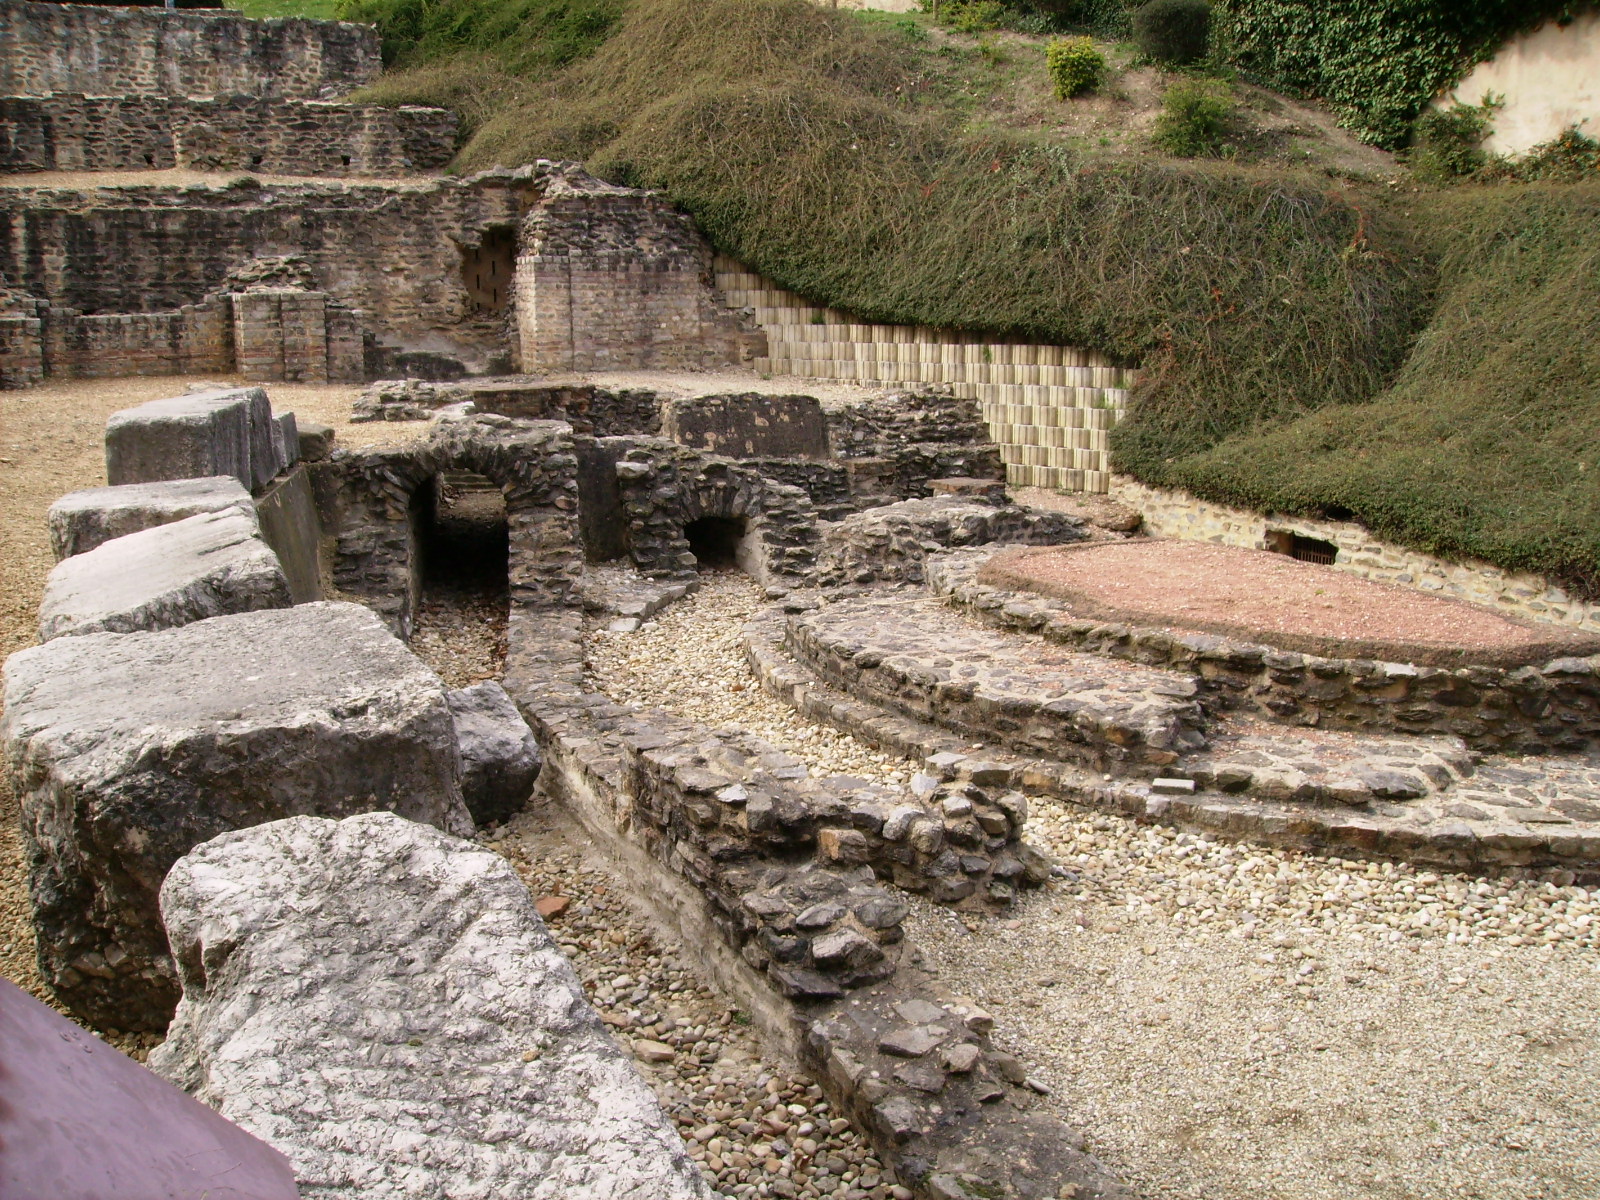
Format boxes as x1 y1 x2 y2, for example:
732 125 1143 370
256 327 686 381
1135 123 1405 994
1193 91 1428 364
1046 35 1105 98
1497 125 1600 183
1152 79 1232 155
1410 95 1499 181
335 0 623 71
1131 0 1209 66
1024 0 1133 38
943 0 1007 33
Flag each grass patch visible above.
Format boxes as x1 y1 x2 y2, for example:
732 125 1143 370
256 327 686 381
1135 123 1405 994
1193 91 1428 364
356 0 1600 595
227 0 345 18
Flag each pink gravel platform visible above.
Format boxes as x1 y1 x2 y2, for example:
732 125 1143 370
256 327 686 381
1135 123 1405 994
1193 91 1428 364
979 541 1600 668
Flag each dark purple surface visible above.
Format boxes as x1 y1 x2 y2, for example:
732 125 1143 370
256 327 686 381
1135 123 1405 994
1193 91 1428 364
0 977 299 1200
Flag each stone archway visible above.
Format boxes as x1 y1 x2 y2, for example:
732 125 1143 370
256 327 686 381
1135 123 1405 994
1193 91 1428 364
328 416 582 639
609 443 820 586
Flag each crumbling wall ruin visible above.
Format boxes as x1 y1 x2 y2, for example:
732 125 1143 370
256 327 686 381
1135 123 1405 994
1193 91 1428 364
515 174 765 373
0 165 778 386
0 0 380 100
0 94 457 176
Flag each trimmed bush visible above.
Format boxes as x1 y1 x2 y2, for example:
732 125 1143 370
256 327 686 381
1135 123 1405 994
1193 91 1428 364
1131 0 1209 66
1046 35 1105 99
943 0 1007 33
1152 79 1232 156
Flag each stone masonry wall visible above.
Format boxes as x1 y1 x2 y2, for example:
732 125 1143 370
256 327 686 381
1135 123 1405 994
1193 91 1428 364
0 0 379 100
0 95 457 177
0 171 531 374
328 415 582 638
1114 477 1600 634
516 175 763 373
17 290 363 384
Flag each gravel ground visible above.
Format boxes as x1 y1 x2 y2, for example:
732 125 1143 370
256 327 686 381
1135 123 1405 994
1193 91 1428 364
0 375 398 1026
593 569 1600 1200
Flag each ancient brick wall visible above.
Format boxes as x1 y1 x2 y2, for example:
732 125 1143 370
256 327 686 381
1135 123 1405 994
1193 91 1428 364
516 177 763 373
0 0 379 100
28 291 361 383
0 315 44 387
0 172 530 374
0 95 456 176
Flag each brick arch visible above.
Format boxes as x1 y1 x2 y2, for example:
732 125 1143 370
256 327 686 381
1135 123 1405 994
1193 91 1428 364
329 418 581 638
612 446 819 585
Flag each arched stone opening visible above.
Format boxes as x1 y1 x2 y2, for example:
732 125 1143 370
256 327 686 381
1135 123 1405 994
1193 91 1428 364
683 515 750 571
461 226 517 315
412 470 510 604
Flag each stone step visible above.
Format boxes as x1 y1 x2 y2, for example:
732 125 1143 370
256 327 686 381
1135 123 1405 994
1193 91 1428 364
783 594 1209 772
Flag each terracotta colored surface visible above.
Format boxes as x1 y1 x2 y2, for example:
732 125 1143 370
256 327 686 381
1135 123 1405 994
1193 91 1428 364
979 541 1600 668
0 978 299 1200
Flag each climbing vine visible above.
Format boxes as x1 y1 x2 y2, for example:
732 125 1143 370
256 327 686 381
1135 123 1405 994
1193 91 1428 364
1210 0 1595 148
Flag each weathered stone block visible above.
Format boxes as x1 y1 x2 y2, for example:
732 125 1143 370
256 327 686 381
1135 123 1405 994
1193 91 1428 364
447 681 542 826
1 602 470 1030
150 812 710 1200
48 476 254 560
105 387 280 493
38 508 290 641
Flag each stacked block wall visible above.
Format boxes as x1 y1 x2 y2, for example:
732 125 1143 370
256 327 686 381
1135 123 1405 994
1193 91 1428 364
0 175 526 376
0 95 457 177
713 255 1136 493
8 292 360 384
517 190 761 374
0 0 379 100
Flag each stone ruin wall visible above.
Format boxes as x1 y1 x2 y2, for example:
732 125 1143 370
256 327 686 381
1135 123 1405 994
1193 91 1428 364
0 0 380 101
0 166 769 386
0 94 457 177
516 182 764 373
0 172 531 382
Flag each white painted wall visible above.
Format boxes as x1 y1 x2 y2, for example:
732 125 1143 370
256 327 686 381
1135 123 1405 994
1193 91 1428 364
1441 11 1600 156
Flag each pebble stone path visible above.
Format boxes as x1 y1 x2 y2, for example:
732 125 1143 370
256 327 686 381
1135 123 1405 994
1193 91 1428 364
584 569 1600 1200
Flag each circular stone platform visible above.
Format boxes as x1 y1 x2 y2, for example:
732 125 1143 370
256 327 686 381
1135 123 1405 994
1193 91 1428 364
978 541 1600 668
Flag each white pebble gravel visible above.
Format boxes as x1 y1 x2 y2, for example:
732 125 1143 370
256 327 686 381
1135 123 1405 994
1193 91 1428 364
592 570 1600 1200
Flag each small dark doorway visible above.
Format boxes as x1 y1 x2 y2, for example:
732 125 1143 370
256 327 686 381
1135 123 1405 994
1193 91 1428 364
461 226 517 315
1265 529 1338 565
684 516 748 569
414 472 510 595
409 470 510 674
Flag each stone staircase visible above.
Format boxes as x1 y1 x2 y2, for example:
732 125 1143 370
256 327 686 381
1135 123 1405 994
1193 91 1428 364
713 254 1136 493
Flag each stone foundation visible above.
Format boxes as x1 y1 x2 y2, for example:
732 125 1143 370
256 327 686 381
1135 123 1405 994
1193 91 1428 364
1114 477 1600 634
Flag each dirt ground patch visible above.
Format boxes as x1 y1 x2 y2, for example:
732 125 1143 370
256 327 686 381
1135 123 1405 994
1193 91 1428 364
980 540 1600 667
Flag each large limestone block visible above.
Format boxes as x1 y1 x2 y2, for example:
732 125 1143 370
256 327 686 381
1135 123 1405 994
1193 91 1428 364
48 476 254 559
1 602 470 1031
447 681 542 826
106 387 284 493
38 507 292 641
152 813 710 1200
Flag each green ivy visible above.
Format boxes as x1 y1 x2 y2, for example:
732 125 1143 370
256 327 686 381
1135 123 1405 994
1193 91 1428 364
1210 0 1593 149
